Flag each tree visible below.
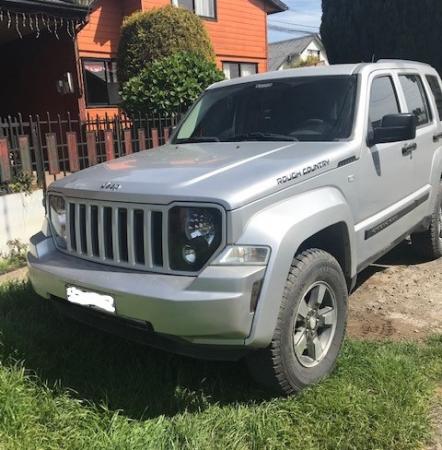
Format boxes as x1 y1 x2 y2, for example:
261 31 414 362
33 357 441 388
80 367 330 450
121 52 224 115
117 6 215 84
320 0 442 75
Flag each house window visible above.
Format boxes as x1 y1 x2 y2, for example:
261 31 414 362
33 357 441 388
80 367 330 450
83 59 120 107
223 62 258 80
172 0 216 19
307 49 321 59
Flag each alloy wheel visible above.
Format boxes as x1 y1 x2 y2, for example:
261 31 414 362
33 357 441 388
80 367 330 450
293 281 338 368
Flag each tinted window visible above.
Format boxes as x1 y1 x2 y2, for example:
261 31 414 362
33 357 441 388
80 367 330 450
174 75 358 143
369 77 400 128
399 74 432 126
426 75 442 121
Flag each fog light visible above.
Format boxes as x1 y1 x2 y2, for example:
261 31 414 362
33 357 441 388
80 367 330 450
182 245 197 264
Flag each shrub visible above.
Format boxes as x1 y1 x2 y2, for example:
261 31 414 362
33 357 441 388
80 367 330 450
289 55 322 68
121 52 224 115
118 6 216 83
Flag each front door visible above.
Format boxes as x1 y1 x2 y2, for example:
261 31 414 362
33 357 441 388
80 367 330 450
356 72 417 263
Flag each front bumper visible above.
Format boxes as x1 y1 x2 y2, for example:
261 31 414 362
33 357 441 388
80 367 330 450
28 232 265 352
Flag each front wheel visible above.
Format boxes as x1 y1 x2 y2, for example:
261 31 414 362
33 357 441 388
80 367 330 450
247 249 348 395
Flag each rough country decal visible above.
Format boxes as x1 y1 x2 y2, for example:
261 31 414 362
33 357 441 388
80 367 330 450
277 160 330 186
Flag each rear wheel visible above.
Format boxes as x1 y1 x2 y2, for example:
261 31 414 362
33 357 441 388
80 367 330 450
411 182 442 260
247 249 348 395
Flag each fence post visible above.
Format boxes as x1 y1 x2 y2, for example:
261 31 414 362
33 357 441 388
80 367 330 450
18 135 32 175
104 130 115 161
86 131 98 167
30 117 47 193
138 129 146 151
0 137 11 182
46 133 60 175
124 129 133 155
152 128 159 148
67 131 80 172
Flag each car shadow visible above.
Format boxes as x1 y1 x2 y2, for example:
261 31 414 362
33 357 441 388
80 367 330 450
0 282 273 421
353 239 427 292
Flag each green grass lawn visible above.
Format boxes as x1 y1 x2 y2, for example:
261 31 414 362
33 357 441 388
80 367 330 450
0 281 440 450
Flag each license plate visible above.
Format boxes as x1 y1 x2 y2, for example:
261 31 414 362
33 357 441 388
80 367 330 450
66 286 115 314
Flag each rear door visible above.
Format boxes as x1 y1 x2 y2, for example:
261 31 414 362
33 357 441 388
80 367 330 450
397 73 437 190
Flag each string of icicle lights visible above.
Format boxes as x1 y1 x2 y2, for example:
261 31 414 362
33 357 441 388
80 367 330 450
0 9 84 39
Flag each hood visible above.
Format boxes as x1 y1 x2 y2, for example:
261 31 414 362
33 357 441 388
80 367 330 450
50 141 357 210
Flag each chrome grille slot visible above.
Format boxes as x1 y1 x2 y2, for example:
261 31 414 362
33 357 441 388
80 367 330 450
65 199 166 272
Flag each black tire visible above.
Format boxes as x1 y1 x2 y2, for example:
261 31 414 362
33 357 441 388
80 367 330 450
247 249 348 395
411 182 442 261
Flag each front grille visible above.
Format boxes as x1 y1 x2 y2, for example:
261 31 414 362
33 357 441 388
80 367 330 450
66 199 165 271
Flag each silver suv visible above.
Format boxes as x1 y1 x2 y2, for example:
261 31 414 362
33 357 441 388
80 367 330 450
28 61 442 394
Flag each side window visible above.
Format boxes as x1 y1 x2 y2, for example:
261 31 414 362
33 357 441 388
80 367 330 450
399 74 432 126
369 76 400 128
426 75 442 121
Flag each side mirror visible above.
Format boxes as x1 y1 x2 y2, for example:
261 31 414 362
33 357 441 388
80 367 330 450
368 113 417 146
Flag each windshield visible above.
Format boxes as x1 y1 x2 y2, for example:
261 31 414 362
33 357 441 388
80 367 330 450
173 75 358 144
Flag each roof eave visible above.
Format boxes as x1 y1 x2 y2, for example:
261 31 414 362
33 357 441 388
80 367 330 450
265 0 288 14
0 0 90 17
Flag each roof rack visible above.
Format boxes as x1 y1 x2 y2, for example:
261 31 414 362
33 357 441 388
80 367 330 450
377 59 431 67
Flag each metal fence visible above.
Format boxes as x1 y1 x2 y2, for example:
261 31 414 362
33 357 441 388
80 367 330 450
0 112 180 193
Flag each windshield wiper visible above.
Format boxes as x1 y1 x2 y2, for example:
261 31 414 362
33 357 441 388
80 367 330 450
224 132 298 142
176 137 220 144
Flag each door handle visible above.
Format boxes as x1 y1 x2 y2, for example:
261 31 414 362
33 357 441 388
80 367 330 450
433 132 442 142
402 142 417 156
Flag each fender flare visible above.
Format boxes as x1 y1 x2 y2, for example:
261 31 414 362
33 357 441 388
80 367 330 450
236 186 356 348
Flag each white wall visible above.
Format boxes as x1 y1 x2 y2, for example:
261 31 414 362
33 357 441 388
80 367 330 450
0 190 44 255
299 41 329 65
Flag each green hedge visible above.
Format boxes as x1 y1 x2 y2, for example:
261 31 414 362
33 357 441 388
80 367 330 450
118 6 216 83
121 52 224 115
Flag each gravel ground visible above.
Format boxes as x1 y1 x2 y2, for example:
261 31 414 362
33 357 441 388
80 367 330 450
348 240 442 341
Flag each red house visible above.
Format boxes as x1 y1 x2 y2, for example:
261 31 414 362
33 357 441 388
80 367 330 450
0 0 287 120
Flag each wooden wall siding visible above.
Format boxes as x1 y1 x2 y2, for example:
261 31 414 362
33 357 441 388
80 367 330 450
139 0 268 66
76 0 124 57
75 0 269 118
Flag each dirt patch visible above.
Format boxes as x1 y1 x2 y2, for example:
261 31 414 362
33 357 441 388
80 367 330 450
0 267 28 285
348 241 442 342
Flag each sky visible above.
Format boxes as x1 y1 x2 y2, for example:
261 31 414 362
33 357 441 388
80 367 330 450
268 0 322 43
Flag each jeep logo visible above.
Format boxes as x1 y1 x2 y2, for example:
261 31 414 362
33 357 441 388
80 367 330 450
100 182 122 191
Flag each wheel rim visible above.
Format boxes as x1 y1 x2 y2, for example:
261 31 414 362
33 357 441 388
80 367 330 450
293 281 338 368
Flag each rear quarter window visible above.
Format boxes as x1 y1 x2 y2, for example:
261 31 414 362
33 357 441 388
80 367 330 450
399 74 432 126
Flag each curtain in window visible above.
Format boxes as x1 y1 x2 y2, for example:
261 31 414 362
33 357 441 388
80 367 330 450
195 0 215 17
241 64 257 77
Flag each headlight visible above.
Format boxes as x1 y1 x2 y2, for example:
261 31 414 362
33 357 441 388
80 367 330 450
48 194 67 249
169 206 223 271
212 246 270 266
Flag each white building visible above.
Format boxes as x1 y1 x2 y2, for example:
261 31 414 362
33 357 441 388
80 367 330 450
268 34 329 71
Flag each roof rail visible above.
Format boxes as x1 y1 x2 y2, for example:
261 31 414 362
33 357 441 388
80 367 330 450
377 59 431 67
